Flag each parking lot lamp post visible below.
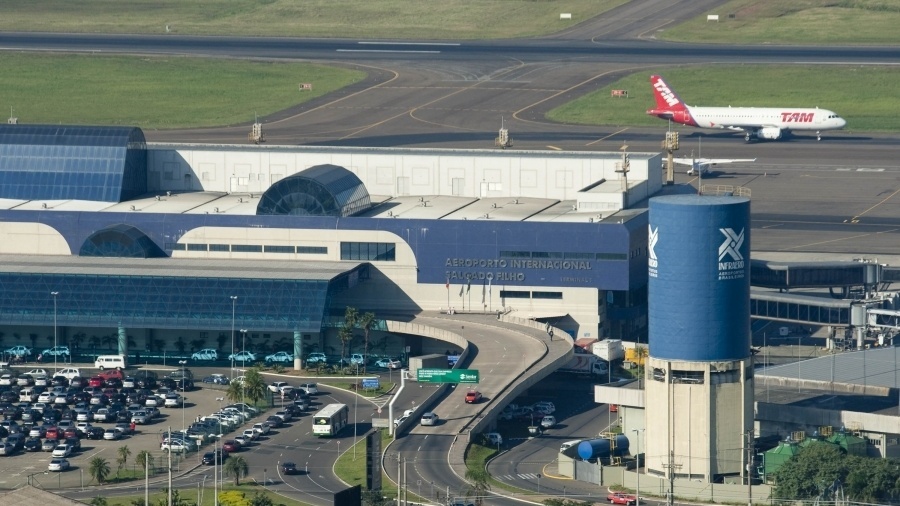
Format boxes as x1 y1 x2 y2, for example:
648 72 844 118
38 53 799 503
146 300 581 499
178 360 187 434
239 329 248 404
230 296 237 379
632 428 644 506
51 291 59 373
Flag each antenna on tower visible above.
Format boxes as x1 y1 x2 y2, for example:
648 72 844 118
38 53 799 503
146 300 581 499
495 116 512 149
248 112 265 144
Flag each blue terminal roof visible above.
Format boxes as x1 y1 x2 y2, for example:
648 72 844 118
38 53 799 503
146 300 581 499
0 255 367 333
0 124 147 202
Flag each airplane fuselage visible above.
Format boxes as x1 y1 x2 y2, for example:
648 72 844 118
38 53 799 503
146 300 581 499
685 106 845 131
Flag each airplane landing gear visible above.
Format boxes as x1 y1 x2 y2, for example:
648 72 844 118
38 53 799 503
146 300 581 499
816 131 822 141
744 132 752 142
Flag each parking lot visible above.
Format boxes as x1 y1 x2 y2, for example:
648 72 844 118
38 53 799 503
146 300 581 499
0 364 278 491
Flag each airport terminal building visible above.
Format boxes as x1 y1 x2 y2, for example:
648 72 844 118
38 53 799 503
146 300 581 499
0 125 660 364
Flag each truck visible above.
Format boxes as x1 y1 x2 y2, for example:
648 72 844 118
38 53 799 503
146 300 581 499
573 338 599 354
558 355 608 377
592 339 625 362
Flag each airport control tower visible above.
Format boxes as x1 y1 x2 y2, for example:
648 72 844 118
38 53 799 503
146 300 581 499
645 194 753 482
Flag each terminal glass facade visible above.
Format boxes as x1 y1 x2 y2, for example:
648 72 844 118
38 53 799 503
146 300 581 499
0 125 147 202
0 273 333 333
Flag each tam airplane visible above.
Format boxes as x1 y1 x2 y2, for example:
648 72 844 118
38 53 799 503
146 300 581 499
646 75 846 141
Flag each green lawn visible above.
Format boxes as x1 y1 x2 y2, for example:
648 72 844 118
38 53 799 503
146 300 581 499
658 0 900 45
0 0 626 39
92 483 311 506
547 65 900 132
1 53 364 129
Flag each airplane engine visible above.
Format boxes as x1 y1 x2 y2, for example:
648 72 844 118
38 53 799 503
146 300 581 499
757 127 782 140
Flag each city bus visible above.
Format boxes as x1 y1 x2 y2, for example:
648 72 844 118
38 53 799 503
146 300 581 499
312 403 349 437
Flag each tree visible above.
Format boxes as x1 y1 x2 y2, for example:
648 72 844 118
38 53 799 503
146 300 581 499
226 378 245 403
89 456 111 484
339 306 359 365
116 444 131 476
242 367 266 405
464 468 491 506
773 443 845 500
358 312 376 373
249 492 274 506
223 455 249 485
135 450 154 476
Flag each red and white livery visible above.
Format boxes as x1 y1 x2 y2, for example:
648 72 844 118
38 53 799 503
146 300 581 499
646 75 846 141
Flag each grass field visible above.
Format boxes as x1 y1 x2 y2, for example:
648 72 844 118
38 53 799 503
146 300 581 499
547 65 900 132
658 0 900 45
0 0 625 39
92 483 310 506
1 53 365 129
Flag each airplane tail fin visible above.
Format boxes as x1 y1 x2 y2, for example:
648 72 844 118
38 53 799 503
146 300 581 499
649 75 687 112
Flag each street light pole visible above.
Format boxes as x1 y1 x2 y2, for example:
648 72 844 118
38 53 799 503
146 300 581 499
51 291 59 373
178 360 187 435
240 329 248 405
632 428 644 506
230 295 237 379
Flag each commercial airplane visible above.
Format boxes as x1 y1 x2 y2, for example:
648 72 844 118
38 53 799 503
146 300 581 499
646 75 846 141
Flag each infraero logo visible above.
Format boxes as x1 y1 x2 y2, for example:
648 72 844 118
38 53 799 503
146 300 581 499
648 225 659 278
718 227 745 280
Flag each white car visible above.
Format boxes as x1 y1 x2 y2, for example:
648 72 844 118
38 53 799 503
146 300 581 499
243 428 259 441
252 422 270 435
164 393 182 407
38 391 55 403
48 458 71 472
228 351 257 363
420 412 439 426
540 415 557 429
376 358 402 369
265 351 293 364
299 383 318 395
0 374 14 386
268 381 289 393
191 348 218 361
42 346 70 357
25 368 48 377
55 368 81 380
52 444 73 458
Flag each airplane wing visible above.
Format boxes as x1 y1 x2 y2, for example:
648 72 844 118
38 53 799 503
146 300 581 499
673 158 756 166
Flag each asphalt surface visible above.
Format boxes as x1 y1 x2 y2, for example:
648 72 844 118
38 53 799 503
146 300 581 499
2 0 899 502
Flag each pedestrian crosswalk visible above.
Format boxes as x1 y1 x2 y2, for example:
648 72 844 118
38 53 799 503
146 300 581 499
499 473 540 481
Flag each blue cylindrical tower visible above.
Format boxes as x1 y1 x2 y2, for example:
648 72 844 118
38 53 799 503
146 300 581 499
648 194 751 361
644 193 754 482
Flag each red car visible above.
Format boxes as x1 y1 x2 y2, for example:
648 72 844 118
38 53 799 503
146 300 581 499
88 376 105 388
222 440 240 453
464 390 482 404
98 369 124 381
607 492 636 506
44 426 59 440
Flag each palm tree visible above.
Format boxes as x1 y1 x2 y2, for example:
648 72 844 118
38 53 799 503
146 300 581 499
339 306 358 367
223 455 249 485
357 312 376 373
242 367 266 405
89 456 111 484
135 450 154 476
116 445 131 476
225 379 245 403
464 468 491 506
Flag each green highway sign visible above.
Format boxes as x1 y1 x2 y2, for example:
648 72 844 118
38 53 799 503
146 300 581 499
417 368 480 384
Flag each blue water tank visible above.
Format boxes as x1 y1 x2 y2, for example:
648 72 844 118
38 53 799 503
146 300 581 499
648 195 751 361
576 435 630 460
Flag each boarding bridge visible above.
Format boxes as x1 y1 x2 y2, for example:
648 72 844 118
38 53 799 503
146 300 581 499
749 259 900 349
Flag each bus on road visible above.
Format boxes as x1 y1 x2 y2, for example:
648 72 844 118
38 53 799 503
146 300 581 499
312 403 349 437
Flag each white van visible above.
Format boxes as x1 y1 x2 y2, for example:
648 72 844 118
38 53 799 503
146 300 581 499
559 439 583 454
94 355 126 370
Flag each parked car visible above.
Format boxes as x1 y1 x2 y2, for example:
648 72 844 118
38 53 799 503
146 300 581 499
55 368 81 380
41 438 57 451
191 348 218 361
4 345 32 357
103 427 122 440
252 422 270 435
349 353 366 365
222 440 240 453
202 374 230 385
228 351 256 363
84 427 106 440
24 436 42 452
52 444 73 458
48 458 71 472
265 415 284 428
164 393 182 408
305 352 327 365
41 346 70 357
376 358 402 369
265 351 292 364
268 381 289 393
465 390 482 404
202 449 228 465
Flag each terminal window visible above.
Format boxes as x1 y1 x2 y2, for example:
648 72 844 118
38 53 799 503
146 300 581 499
265 245 294 254
500 290 529 299
166 243 186 251
532 291 562 299
232 244 263 253
187 244 207 252
209 244 230 252
297 246 328 254
340 242 396 261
